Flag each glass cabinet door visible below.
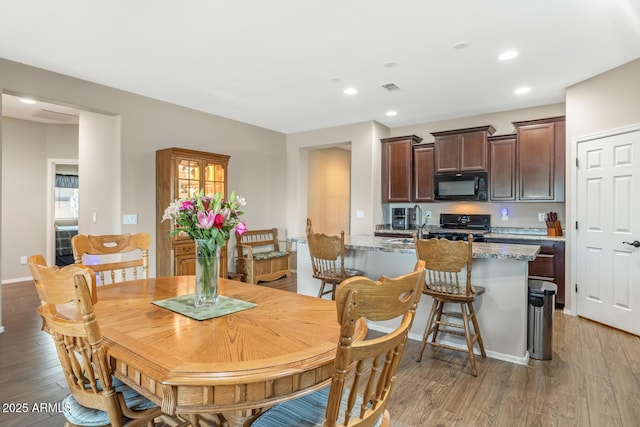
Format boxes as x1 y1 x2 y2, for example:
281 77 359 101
204 160 226 197
177 159 201 199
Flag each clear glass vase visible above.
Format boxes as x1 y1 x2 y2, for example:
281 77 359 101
194 239 220 307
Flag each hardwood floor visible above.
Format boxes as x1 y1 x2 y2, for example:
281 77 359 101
2 274 639 426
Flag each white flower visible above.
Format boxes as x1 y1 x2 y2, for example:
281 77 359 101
236 195 246 207
162 201 180 221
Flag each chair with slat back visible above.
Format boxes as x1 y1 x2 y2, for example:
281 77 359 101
27 255 163 427
251 261 426 427
413 234 487 376
72 233 151 285
305 218 362 300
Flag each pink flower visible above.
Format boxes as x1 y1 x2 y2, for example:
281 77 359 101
236 221 248 235
164 190 246 242
181 200 195 211
196 210 215 229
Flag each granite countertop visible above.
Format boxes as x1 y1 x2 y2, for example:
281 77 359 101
292 235 540 261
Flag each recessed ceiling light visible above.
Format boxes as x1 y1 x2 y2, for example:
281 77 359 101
385 110 398 117
343 87 358 95
453 41 469 50
20 98 37 104
514 86 531 95
499 50 518 61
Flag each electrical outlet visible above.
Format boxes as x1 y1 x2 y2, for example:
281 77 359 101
538 212 546 222
20 256 27 265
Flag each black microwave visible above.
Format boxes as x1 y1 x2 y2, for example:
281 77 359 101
434 171 488 201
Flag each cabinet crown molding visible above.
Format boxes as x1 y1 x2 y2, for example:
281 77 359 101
380 135 423 144
431 125 495 137
512 116 566 127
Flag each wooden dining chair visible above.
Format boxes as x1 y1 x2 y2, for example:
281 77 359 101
72 232 151 285
413 235 487 376
305 218 362 300
251 261 426 427
27 255 163 427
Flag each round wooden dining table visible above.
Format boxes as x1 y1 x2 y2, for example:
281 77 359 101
91 276 366 425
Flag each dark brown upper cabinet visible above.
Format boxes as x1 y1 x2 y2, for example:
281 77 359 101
488 134 517 201
432 125 496 173
488 116 566 202
381 135 423 203
413 143 435 202
514 117 565 202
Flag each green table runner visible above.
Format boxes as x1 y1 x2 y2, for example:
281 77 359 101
152 294 256 321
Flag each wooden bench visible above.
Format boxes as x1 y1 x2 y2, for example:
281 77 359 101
235 228 291 284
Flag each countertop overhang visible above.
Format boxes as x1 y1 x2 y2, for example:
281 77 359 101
292 235 540 261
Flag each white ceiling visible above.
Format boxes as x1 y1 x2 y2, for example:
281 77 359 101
1 1 639 133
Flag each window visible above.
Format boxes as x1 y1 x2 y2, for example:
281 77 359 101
54 174 78 219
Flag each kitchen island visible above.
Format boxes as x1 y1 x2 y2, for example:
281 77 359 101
292 235 540 365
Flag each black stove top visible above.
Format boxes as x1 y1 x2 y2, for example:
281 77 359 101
427 214 491 241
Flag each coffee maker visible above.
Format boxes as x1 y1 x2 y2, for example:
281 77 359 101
391 207 415 230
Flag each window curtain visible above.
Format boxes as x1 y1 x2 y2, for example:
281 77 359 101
55 174 79 189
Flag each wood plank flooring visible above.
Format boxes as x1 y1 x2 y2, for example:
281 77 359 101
1 274 639 426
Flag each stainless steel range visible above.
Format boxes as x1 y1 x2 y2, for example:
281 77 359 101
427 213 491 242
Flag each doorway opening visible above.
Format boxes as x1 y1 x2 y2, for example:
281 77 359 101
306 144 351 236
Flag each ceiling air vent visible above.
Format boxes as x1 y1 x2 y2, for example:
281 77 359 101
381 82 400 91
31 109 78 123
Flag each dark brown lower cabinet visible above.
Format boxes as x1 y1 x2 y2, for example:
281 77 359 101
486 238 565 306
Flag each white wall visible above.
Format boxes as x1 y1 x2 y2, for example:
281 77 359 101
1 118 78 281
78 111 121 235
1 119 47 281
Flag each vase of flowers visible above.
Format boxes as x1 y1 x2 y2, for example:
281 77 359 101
194 239 221 306
162 190 247 307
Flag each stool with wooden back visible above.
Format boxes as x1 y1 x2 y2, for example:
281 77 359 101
414 234 487 376
305 218 362 300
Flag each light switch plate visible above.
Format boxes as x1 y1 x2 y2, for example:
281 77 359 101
356 210 364 219
123 214 138 225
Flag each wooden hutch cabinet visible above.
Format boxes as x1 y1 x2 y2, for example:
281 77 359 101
432 125 495 173
381 135 423 202
156 147 230 278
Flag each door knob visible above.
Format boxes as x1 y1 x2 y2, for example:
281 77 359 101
622 240 640 248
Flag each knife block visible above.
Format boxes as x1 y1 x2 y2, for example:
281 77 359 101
547 221 563 236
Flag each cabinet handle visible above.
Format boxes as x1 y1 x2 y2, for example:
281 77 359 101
623 240 640 248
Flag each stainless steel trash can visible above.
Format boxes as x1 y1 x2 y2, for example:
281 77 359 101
527 280 557 360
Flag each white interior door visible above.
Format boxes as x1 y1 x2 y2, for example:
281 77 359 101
576 126 640 335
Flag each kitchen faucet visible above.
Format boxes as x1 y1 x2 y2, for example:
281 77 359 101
413 204 424 239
